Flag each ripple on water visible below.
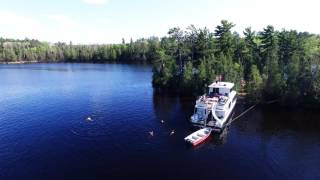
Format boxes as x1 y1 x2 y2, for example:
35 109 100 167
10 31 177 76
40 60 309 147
1 64 320 180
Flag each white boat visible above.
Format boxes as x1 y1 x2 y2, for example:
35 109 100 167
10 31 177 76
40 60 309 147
184 127 212 146
190 81 237 131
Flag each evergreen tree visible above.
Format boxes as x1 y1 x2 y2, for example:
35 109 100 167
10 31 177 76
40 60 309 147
214 20 235 56
284 53 300 103
182 61 194 92
1 21 320 107
247 65 263 103
260 25 285 99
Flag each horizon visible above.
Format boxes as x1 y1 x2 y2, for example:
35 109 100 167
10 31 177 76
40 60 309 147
0 0 319 44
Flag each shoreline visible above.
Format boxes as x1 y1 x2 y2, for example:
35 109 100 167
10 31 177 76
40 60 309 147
0 60 152 65
0 61 39 64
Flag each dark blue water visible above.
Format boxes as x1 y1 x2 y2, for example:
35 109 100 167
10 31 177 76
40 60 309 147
0 63 319 180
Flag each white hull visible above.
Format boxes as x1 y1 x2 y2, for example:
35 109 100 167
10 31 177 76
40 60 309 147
211 98 236 130
190 81 237 132
184 127 212 146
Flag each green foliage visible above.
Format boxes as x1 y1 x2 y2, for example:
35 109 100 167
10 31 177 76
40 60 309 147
3 48 17 62
1 20 320 107
0 38 161 63
284 53 300 102
247 65 263 103
152 21 320 107
182 61 194 91
152 49 177 88
311 68 320 105
214 20 235 55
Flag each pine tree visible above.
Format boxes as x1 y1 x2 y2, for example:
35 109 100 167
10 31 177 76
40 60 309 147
214 20 235 56
247 65 263 103
182 61 194 92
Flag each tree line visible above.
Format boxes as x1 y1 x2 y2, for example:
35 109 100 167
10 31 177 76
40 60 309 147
0 37 160 63
1 20 320 107
152 21 320 108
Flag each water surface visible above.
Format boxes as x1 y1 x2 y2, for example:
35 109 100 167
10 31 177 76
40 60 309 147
0 63 319 180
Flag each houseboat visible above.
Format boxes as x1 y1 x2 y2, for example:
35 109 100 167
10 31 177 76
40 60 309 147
190 81 237 132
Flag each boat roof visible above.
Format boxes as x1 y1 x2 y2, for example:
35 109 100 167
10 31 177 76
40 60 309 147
208 81 234 89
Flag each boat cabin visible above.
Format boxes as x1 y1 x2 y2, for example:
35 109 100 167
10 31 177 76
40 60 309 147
208 81 234 97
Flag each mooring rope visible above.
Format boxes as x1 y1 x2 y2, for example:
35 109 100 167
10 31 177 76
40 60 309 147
230 104 257 123
265 99 278 104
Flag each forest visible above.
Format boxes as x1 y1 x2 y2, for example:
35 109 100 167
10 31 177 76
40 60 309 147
0 37 160 63
151 21 320 107
1 20 320 107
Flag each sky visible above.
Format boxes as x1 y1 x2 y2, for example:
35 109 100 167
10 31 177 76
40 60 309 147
0 0 319 44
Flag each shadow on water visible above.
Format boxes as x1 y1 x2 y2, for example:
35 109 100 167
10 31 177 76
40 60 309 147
259 106 320 134
153 91 320 152
233 104 320 137
152 91 234 148
1 64 320 180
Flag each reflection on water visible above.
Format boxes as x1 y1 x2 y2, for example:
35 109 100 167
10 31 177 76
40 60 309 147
152 90 320 180
0 63 319 180
211 125 230 145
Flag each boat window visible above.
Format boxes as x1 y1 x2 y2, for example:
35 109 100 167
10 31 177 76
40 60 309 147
209 88 219 97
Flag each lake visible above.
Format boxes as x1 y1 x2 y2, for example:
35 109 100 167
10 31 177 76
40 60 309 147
0 63 319 180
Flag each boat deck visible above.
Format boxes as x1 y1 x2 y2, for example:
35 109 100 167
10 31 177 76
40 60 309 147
196 96 218 110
